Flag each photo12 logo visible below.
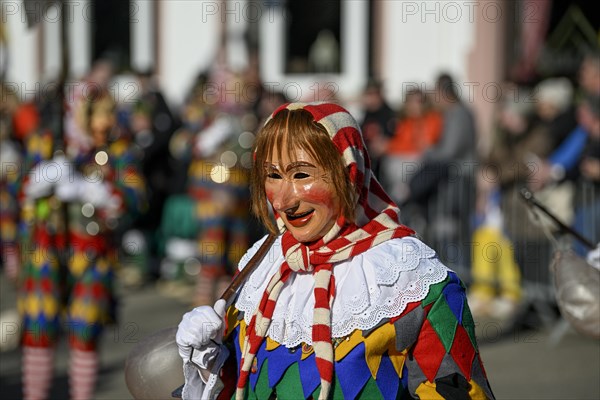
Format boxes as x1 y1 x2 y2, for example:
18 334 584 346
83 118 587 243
399 1 540 24
2 80 140 104
200 1 287 24
2 1 142 25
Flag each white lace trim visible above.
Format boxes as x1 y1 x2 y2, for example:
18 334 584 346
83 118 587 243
235 235 448 348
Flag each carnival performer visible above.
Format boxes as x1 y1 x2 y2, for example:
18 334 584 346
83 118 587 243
178 71 251 306
18 90 146 400
0 84 28 282
176 102 494 399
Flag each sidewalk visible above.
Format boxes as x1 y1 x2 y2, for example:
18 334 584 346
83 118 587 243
478 320 600 399
1 272 599 399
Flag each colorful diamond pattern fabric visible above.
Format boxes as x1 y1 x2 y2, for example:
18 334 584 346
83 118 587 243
17 139 146 350
226 271 494 399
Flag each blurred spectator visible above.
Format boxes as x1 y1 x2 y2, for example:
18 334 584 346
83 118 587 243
17 89 146 400
530 94 600 256
528 52 600 191
425 73 477 161
122 69 179 284
64 59 116 156
489 80 572 188
573 95 600 256
523 78 578 238
477 78 575 252
578 51 600 96
381 88 442 204
469 174 522 320
526 77 577 171
164 68 255 306
403 73 477 225
476 78 579 324
359 79 396 179
527 81 583 192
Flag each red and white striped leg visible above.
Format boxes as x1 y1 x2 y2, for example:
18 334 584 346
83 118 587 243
68 348 99 400
22 345 55 400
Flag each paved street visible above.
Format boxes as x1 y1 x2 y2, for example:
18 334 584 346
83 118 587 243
1 272 599 399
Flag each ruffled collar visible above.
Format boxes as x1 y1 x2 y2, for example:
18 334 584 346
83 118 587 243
235 235 448 347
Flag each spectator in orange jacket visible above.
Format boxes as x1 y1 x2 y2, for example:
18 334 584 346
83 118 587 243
381 88 442 204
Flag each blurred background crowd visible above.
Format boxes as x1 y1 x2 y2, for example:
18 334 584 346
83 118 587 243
0 0 599 398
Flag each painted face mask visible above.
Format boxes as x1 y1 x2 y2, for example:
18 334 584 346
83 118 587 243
264 147 341 243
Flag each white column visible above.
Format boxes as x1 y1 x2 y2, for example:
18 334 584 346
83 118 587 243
158 0 220 107
340 0 368 95
68 0 91 79
131 0 154 72
379 0 476 107
41 2 61 81
2 0 39 102
225 0 249 72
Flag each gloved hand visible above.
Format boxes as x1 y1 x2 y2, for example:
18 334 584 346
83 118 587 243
55 169 85 202
78 179 119 210
25 156 76 199
52 164 119 212
176 299 227 371
79 180 111 207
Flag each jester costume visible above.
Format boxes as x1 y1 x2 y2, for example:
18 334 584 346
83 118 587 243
0 134 22 279
16 93 146 399
181 103 493 399
1 102 52 280
18 138 146 340
180 82 251 305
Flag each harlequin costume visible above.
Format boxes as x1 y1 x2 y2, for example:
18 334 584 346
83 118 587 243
183 87 250 306
17 92 146 400
1 103 52 280
180 103 494 399
0 134 23 280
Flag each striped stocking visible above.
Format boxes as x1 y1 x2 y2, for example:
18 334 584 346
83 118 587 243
22 346 55 400
68 348 99 400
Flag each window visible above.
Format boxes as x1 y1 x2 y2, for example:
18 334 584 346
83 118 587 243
91 0 131 70
285 0 341 74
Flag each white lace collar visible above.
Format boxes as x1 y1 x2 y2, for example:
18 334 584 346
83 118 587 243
235 235 448 348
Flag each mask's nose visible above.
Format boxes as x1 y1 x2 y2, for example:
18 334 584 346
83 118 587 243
271 180 298 213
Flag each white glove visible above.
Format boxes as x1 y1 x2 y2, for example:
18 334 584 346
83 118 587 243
55 171 85 202
176 299 227 370
78 179 116 208
25 156 77 199
587 244 600 271
50 164 118 211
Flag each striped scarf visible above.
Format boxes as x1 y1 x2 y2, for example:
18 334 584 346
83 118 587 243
237 102 414 399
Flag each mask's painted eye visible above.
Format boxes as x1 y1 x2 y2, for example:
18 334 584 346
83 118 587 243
267 172 283 179
293 172 310 179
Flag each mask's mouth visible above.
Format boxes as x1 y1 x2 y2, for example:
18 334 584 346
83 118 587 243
286 209 314 220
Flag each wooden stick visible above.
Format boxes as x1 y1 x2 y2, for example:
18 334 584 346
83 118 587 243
519 187 595 249
219 233 277 304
